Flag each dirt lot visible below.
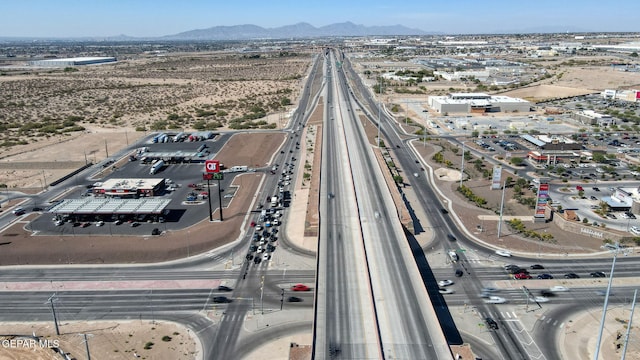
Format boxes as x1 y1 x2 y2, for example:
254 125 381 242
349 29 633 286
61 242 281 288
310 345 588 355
0 320 196 360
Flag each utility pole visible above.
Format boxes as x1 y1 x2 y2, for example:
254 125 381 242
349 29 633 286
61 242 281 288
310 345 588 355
498 181 507 238
104 139 109 158
377 77 382 147
79 333 93 360
46 294 60 335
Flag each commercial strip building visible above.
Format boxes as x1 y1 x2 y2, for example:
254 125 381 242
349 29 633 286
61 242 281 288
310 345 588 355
90 178 166 198
29 56 117 67
571 110 616 127
428 93 531 114
601 89 640 103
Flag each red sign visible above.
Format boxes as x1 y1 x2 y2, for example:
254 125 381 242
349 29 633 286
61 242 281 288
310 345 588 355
202 173 213 180
204 160 220 173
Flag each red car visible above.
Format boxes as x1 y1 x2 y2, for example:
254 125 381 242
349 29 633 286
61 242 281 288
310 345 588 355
291 284 310 291
250 221 256 227
514 273 532 280
576 185 584 191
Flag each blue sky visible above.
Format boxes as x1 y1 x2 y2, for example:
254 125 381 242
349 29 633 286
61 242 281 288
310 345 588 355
1 0 638 37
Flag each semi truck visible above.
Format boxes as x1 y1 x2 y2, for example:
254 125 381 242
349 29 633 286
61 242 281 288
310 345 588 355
150 160 165 175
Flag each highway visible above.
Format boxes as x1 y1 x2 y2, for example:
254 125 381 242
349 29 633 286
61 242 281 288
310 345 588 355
313 51 452 359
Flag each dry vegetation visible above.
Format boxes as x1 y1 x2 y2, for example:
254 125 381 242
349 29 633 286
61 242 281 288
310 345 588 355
0 51 311 189
0 52 310 148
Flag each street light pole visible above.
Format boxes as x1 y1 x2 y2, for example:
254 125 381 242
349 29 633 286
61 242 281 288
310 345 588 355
498 181 507 238
459 142 465 188
593 243 623 360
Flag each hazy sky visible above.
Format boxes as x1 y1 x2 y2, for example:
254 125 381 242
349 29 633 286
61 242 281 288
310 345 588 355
1 0 638 37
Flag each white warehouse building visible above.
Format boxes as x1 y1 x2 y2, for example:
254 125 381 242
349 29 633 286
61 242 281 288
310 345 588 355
30 56 117 67
428 93 532 114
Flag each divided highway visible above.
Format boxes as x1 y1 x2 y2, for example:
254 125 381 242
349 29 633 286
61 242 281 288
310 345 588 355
313 51 452 359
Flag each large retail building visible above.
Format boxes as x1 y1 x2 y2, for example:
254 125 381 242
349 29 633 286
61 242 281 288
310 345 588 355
428 93 532 114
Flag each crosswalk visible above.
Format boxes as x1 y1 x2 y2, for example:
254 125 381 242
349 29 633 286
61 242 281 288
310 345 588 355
476 310 565 328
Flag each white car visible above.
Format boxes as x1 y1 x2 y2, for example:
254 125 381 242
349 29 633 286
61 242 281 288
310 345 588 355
550 285 570 292
438 280 454 287
529 296 549 303
96 221 105 227
255 225 263 231
438 288 454 294
55 220 64 226
484 296 507 304
262 253 271 261
495 249 512 257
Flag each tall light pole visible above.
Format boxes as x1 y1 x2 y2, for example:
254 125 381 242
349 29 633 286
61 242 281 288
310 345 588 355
459 142 466 188
46 294 60 335
621 289 638 360
594 243 624 360
498 180 507 238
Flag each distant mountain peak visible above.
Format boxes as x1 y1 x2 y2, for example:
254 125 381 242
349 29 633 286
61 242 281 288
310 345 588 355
164 22 430 40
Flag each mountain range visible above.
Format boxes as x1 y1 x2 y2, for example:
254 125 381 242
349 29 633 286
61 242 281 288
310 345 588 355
162 21 432 40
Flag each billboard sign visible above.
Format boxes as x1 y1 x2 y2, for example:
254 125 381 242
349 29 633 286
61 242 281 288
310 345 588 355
535 180 549 218
204 160 220 174
491 166 502 190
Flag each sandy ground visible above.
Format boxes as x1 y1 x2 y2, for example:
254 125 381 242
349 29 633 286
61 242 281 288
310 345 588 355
0 320 197 360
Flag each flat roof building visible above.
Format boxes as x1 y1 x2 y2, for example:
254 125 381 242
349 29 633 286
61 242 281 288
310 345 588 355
91 178 166 198
428 93 531 114
29 56 117 67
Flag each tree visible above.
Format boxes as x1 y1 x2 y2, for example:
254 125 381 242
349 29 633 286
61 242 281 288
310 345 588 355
631 52 638 58
510 157 524 166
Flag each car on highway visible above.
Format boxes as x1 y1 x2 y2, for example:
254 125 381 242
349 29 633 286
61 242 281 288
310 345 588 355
287 296 303 302
590 271 606 278
253 257 262 264
495 249 512 257
484 296 507 304
217 285 233 292
440 208 448 214
55 220 64 226
540 290 556 297
212 296 232 304
550 285 570 292
530 296 550 303
438 280 454 287
291 284 310 292
593 187 600 191
512 268 530 275
514 273 532 280
485 317 499 330
455 269 464 277
530 264 545 269
482 287 499 293
447 234 457 241
537 273 554 279
564 273 580 279
438 288 454 294
596 290 613 296
12 208 25 216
